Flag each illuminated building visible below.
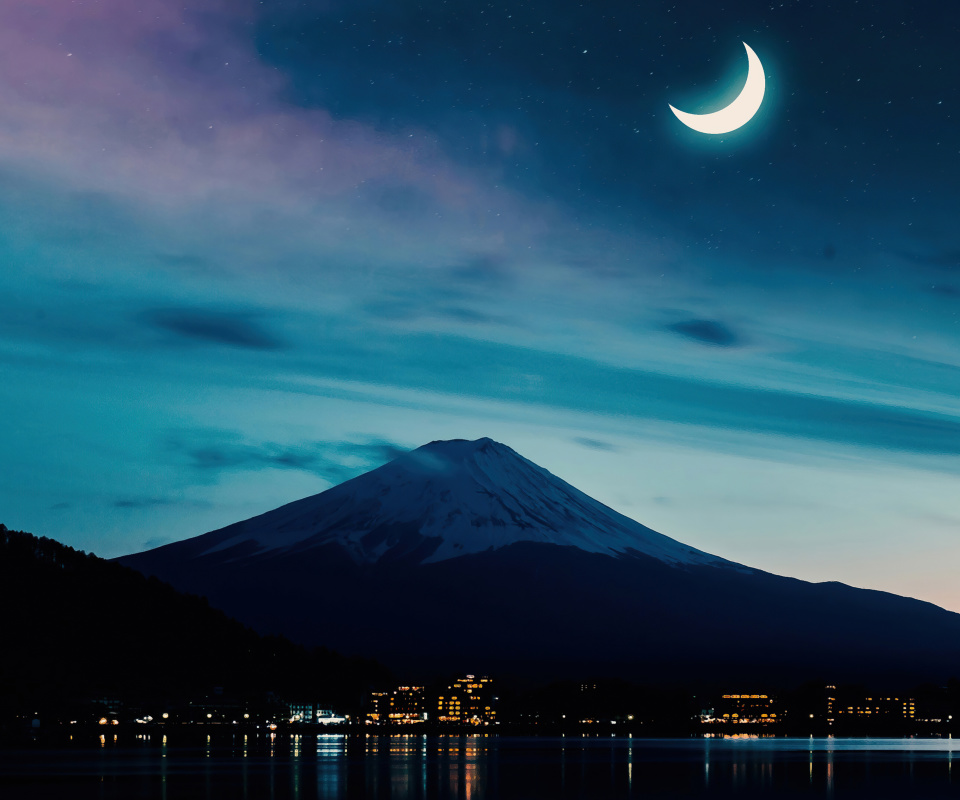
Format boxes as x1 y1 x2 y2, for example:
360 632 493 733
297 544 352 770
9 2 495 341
836 696 915 720
825 685 836 724
288 702 316 723
92 696 122 715
708 693 778 724
186 695 247 724
437 675 496 725
367 692 388 723
367 686 426 724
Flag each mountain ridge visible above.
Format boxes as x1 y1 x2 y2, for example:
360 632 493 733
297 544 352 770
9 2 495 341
142 437 735 570
117 438 960 685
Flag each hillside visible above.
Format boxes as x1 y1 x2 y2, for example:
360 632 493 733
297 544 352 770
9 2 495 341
0 524 388 715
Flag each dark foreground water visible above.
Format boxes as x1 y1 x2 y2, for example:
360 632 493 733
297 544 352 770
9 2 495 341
1 734 957 799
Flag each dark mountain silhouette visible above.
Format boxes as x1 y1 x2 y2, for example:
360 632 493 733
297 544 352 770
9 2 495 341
0 524 388 715
118 438 960 685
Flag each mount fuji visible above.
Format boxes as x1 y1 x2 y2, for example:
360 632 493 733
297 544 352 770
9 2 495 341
119 438 960 684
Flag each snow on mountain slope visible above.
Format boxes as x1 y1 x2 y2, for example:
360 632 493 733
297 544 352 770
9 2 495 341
188 438 733 568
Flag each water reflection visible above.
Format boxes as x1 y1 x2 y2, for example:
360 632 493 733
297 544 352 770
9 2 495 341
291 734 301 799
10 735 960 799
826 738 835 796
160 734 168 800
316 735 345 799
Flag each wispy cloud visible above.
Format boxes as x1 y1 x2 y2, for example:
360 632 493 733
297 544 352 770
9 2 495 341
929 284 959 298
113 498 175 509
573 437 620 452
142 308 285 350
112 497 212 510
164 430 408 483
668 319 740 347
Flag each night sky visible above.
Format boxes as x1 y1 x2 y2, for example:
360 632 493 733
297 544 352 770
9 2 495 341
1 2 959 608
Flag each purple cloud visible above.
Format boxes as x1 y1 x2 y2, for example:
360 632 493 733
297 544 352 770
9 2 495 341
0 0 504 221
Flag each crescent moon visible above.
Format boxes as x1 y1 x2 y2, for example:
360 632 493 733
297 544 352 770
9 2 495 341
669 42 766 135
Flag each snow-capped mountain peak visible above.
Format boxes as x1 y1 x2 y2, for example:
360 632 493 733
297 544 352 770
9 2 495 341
184 438 730 569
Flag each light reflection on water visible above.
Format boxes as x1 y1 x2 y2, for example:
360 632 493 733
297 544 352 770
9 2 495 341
1 735 957 799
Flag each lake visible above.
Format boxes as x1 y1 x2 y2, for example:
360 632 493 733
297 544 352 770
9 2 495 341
0 733 956 799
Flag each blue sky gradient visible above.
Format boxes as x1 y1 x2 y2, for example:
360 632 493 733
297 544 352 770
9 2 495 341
1 0 958 609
